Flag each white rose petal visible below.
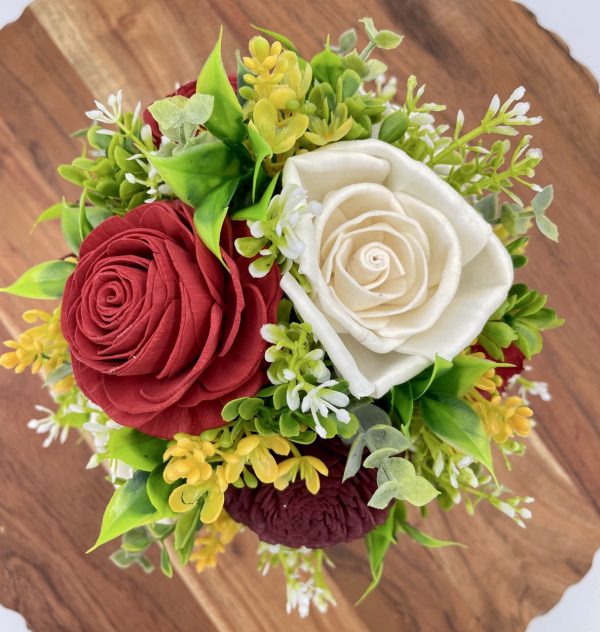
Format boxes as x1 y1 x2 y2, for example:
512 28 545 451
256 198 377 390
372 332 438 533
280 139 513 398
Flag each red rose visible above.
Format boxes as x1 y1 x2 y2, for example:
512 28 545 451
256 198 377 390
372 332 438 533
143 75 238 147
61 200 280 439
224 439 389 548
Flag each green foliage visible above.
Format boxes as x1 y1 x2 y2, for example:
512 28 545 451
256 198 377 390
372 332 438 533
475 186 558 243
196 28 245 142
148 139 242 261
0 260 75 299
89 471 164 552
479 283 564 360
430 354 504 397
106 427 167 472
361 501 460 602
250 24 299 54
420 393 494 475
109 522 175 576
148 93 214 150
174 504 201 565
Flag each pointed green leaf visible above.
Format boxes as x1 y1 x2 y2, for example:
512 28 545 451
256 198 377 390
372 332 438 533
60 206 82 254
193 176 240 263
148 139 241 209
33 201 65 229
430 354 507 397
411 355 454 399
420 393 494 474
197 28 244 142
398 521 466 549
89 471 160 552
251 24 299 54
106 427 167 472
232 171 279 222
535 213 559 242
1 260 75 299
247 124 273 200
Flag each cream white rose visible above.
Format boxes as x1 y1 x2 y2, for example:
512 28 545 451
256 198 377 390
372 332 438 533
280 139 513 398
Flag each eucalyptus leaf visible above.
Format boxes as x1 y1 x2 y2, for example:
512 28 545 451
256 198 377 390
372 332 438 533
0 260 75 299
343 434 366 481
532 185 553 215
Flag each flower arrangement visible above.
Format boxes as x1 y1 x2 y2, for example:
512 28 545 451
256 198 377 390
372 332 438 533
1 19 563 616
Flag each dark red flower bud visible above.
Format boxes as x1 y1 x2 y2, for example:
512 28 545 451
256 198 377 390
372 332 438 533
225 439 390 549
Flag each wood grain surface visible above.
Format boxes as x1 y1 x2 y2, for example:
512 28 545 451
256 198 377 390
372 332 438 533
0 1 598 631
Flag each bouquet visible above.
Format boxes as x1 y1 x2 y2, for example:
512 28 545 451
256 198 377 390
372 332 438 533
1 18 563 616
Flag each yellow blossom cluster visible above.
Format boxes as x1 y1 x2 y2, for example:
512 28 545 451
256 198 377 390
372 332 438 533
162 428 328 524
0 308 73 392
242 36 312 163
472 395 534 444
190 511 241 573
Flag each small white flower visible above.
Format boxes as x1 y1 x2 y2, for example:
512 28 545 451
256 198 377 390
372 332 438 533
27 405 70 448
487 94 501 116
300 380 350 437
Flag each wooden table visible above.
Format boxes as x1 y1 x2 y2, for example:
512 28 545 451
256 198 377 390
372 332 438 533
0 1 599 630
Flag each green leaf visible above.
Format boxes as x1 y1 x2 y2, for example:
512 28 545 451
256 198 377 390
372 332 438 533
410 355 454 399
193 176 240 263
373 30 403 50
247 123 273 201
420 393 494 475
475 194 499 222
60 206 82 254
500 203 529 236
310 43 344 85
378 110 408 144
160 545 174 578
532 185 553 215
89 472 160 552
196 28 244 142
430 354 504 397
363 447 402 468
343 434 366 481
512 321 542 358
106 427 167 472
359 503 398 603
535 213 559 242
251 24 299 54
33 201 65 229
398 521 466 549
147 463 177 517
482 321 518 348
174 504 201 565
185 93 215 125
351 403 392 430
149 139 241 209
0 260 75 299
376 457 439 507
369 480 402 509
364 424 410 453
391 381 413 427
232 171 279 222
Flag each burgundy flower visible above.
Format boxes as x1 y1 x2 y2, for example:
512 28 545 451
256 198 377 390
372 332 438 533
225 439 389 549
143 75 238 147
61 200 280 439
473 342 525 391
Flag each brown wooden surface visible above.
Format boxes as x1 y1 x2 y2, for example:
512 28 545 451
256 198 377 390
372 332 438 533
0 1 599 630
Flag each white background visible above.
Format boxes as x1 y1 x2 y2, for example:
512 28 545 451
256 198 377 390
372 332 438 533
0 0 597 630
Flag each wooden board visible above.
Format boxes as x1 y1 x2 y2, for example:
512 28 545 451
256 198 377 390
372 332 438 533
0 1 598 630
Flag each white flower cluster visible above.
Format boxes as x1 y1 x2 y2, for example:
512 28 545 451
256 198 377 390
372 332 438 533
261 323 350 438
28 404 70 448
257 543 336 618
